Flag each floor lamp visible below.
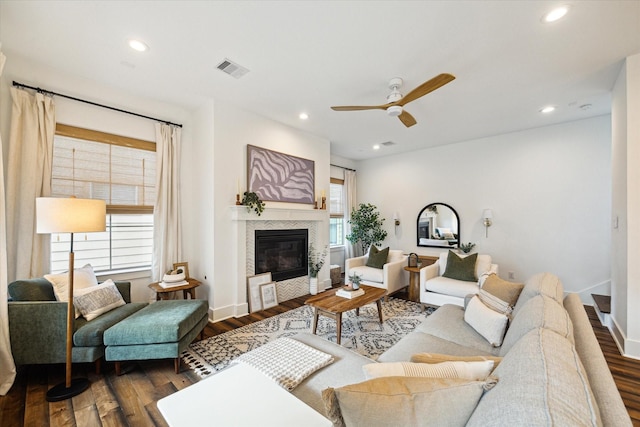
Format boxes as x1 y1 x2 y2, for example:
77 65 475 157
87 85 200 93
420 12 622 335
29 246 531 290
36 197 106 402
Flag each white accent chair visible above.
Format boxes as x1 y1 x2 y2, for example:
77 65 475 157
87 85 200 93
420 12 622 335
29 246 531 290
419 252 498 307
345 249 408 298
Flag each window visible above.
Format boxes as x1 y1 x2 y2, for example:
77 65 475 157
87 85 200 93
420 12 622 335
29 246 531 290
49 124 156 274
329 179 344 246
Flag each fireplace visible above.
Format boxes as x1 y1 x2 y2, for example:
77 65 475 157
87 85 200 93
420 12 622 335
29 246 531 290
255 229 308 281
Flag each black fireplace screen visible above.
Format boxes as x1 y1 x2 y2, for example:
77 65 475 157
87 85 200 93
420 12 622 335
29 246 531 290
255 229 308 281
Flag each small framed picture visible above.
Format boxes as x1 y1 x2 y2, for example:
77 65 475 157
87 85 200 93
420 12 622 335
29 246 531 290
247 272 272 312
260 282 278 310
173 262 190 279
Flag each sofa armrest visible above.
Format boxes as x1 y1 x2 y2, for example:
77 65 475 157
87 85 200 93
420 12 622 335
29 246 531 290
420 262 440 287
345 256 367 278
113 281 132 303
383 256 408 295
478 264 499 287
8 301 68 364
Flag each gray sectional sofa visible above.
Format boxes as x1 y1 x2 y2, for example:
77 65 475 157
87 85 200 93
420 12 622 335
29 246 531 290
288 272 632 426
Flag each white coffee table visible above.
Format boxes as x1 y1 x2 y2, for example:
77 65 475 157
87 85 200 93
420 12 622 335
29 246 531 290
157 363 332 427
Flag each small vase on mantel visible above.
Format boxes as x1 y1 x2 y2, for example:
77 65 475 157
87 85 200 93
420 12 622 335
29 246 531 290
309 276 318 295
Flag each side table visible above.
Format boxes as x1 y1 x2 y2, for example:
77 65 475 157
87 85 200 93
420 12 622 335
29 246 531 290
404 266 422 302
149 278 201 301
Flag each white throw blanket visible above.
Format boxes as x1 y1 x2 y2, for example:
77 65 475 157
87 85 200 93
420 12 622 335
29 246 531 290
234 337 334 391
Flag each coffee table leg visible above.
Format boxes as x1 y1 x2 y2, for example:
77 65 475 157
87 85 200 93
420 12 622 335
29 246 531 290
376 299 384 323
355 307 360 316
312 308 319 335
336 313 342 345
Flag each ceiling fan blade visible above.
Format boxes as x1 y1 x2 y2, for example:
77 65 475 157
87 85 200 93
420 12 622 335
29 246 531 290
397 73 456 107
331 105 387 111
398 110 417 127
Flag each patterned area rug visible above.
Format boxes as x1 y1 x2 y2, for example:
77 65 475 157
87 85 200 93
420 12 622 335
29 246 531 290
181 297 435 378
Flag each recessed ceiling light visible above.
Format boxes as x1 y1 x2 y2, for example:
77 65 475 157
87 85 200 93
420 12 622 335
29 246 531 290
299 112 309 120
540 106 556 114
128 39 149 52
542 5 570 23
373 144 380 150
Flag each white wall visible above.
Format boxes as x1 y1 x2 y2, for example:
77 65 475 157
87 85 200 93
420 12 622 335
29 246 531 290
183 101 331 321
0 53 192 303
612 53 640 359
356 116 612 303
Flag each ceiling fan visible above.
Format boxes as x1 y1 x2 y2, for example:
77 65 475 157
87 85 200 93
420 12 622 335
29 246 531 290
330 73 455 128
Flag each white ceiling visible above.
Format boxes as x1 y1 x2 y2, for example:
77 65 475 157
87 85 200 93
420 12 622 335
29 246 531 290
1 1 639 160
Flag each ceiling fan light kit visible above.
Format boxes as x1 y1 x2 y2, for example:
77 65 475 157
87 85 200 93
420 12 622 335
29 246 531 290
331 73 455 127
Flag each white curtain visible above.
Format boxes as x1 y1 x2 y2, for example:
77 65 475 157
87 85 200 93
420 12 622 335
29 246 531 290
344 170 360 258
152 124 182 294
6 88 55 282
0 49 17 395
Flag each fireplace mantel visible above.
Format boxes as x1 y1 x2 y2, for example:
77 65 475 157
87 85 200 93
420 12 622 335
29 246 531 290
230 206 327 222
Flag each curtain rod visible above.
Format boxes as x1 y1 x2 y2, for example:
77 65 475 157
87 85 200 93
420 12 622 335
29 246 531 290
12 81 183 128
330 163 356 172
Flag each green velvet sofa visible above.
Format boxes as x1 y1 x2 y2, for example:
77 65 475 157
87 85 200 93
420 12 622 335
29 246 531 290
8 278 147 370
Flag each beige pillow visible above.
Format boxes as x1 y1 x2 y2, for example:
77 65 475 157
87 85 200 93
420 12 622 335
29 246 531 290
322 377 496 427
464 295 509 347
410 353 503 370
73 279 125 321
44 264 98 318
362 360 494 381
478 288 512 316
481 274 524 307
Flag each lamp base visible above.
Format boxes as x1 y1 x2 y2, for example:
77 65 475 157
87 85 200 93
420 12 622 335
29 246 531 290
46 377 90 402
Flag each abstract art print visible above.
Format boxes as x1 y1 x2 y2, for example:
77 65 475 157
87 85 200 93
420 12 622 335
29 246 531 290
247 145 315 204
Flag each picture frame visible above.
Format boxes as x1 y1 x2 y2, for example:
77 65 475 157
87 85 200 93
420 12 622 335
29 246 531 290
247 144 315 204
247 272 272 312
259 282 278 310
172 262 190 279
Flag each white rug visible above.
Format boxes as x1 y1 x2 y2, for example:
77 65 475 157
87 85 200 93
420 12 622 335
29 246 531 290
181 297 434 378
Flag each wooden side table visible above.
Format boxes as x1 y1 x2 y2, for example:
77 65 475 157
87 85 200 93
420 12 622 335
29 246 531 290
404 266 422 302
149 278 201 301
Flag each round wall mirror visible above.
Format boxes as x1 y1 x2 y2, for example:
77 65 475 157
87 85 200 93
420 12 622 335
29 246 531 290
416 203 460 248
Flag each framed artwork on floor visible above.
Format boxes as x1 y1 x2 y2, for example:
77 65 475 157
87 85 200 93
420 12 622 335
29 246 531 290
247 272 272 312
247 144 315 204
260 282 278 310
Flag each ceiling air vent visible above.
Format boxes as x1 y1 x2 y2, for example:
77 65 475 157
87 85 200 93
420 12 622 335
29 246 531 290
216 58 249 79
381 141 396 147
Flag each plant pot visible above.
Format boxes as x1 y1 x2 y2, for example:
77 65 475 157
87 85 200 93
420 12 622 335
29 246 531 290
310 277 318 295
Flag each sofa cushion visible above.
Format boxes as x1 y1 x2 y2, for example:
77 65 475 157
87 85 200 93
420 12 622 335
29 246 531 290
323 376 493 427
477 289 512 316
74 279 126 321
348 265 384 283
425 276 480 298
500 294 574 357
410 353 503 369
438 252 492 280
365 245 389 269
467 328 601 427
414 304 500 355
481 274 524 308
387 249 405 263
513 272 564 316
464 295 509 347
73 302 147 347
45 264 99 318
442 251 478 282
362 360 495 381
8 278 56 301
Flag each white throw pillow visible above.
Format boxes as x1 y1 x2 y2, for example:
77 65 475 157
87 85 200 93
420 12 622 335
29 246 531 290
45 264 99 318
363 360 494 381
464 295 509 347
73 279 125 321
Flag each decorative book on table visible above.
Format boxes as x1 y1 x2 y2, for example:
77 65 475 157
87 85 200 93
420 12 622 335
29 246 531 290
159 280 189 289
336 287 365 299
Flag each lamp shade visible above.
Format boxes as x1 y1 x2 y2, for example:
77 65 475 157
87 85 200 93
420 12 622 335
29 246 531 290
482 209 493 220
36 197 106 234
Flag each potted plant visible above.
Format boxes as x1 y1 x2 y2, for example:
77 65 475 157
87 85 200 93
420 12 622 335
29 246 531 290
308 243 328 295
459 242 476 254
346 203 388 254
242 191 265 216
348 272 362 290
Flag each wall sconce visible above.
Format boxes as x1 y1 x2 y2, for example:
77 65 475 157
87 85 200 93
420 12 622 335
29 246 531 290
393 212 400 227
483 209 493 237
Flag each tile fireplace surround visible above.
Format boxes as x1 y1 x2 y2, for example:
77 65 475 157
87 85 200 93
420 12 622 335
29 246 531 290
230 206 330 316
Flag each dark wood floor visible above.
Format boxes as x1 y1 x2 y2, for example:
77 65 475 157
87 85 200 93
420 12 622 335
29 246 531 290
1 289 639 426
